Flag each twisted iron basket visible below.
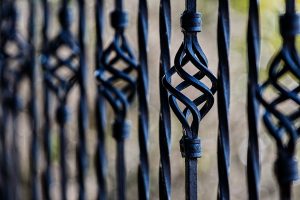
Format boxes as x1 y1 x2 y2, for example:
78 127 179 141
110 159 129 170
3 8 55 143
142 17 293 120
162 0 217 199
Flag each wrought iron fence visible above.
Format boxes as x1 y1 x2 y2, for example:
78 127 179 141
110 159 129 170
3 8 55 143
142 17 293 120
0 0 299 199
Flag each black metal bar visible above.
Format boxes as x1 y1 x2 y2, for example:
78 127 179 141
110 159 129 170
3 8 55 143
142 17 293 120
137 0 150 199
94 0 138 198
158 0 172 199
41 0 52 199
77 0 88 199
28 0 39 199
162 0 217 199
217 0 230 199
257 0 300 199
95 0 108 199
246 0 261 199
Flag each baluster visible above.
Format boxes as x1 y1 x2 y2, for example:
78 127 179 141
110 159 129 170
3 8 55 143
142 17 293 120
94 0 138 199
0 0 32 199
217 0 230 199
257 0 300 199
95 0 108 199
28 0 39 199
76 0 88 199
41 0 83 199
158 0 171 199
137 0 150 199
246 0 261 199
162 0 218 199
41 0 52 199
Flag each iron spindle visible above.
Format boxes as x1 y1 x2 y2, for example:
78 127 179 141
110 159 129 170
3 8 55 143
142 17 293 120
76 0 89 199
0 0 33 199
246 0 261 199
95 0 108 199
137 0 150 199
41 0 52 199
41 0 85 199
217 0 230 199
94 0 138 199
257 0 300 199
159 0 172 199
28 0 39 199
162 0 218 199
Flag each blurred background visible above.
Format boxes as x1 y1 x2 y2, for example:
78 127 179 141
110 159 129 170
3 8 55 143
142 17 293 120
11 0 300 199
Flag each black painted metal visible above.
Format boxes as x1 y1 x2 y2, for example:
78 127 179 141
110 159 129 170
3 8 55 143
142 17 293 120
246 0 261 200
162 0 217 199
0 0 36 199
41 1 52 199
0 0 299 199
28 0 39 199
159 0 172 199
40 0 88 199
217 0 230 199
95 0 108 199
257 0 300 199
94 0 138 199
137 0 150 199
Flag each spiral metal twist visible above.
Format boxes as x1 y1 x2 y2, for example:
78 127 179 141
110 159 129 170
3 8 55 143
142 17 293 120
95 0 108 199
162 0 217 199
158 0 172 199
41 0 87 199
217 0 230 199
246 0 261 199
0 0 36 199
94 0 138 199
257 1 300 199
137 0 150 199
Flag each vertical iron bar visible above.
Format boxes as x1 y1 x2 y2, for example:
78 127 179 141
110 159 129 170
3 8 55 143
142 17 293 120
41 1 52 199
246 0 261 199
95 0 108 199
137 0 150 199
217 0 230 199
158 0 172 199
28 0 39 199
77 0 88 199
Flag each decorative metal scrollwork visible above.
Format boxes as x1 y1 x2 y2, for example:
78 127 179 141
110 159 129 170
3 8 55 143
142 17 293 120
217 0 230 199
162 0 217 199
257 0 300 199
94 0 138 199
0 0 37 199
41 0 88 199
159 0 172 199
246 0 261 199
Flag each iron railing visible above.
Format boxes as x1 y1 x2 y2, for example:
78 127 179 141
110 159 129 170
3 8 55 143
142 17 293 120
0 0 299 200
